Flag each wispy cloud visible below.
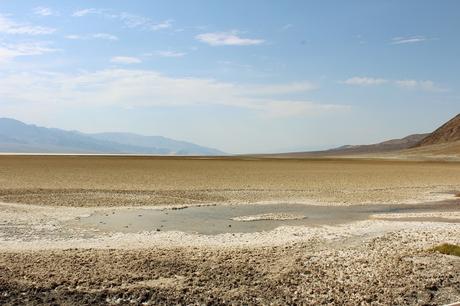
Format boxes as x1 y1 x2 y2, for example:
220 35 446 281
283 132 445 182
72 8 172 31
33 7 59 17
0 42 56 62
92 33 118 41
261 100 348 118
65 33 118 41
155 51 186 58
0 14 56 35
239 82 317 96
72 8 99 17
390 36 427 45
196 31 264 46
146 19 172 31
116 12 173 30
341 77 387 86
110 56 141 64
0 69 346 118
280 24 293 31
342 76 447 92
395 79 447 92
64 35 81 40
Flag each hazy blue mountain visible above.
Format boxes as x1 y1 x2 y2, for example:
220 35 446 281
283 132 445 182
90 132 223 155
0 118 225 155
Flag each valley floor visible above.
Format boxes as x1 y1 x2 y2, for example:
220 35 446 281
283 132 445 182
0 156 459 305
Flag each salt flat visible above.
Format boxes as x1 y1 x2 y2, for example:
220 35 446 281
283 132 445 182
0 155 459 305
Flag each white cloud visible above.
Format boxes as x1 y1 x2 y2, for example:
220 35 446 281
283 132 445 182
280 24 293 31
261 100 348 118
65 33 118 41
64 34 81 40
92 33 118 41
0 14 56 35
395 79 418 88
239 82 317 96
395 79 447 92
156 51 186 58
196 31 264 46
391 36 427 45
342 76 447 92
341 77 388 86
72 9 172 31
33 7 59 16
116 13 173 30
0 42 56 62
149 19 173 31
72 8 99 17
110 56 141 64
0 69 346 117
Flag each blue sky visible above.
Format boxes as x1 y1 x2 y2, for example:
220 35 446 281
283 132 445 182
0 0 459 153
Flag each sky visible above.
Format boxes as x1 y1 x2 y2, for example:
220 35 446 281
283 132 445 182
0 0 459 154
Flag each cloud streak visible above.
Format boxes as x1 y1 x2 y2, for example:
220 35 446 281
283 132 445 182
92 33 118 41
110 56 141 64
342 76 447 92
391 36 427 45
280 24 293 31
196 31 264 46
341 77 387 86
33 7 59 17
0 14 56 35
0 69 346 117
72 8 172 31
0 42 56 62
155 51 187 58
395 79 447 92
65 33 118 41
72 8 99 17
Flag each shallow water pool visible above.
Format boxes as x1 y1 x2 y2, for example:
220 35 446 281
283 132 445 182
77 201 460 235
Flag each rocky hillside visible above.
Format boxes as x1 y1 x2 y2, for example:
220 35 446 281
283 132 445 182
325 133 429 155
416 114 460 147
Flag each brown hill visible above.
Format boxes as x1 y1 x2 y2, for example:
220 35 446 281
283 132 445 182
255 113 460 160
268 133 428 158
416 114 460 147
325 133 429 155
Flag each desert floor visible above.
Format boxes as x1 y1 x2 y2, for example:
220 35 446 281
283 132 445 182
0 155 459 305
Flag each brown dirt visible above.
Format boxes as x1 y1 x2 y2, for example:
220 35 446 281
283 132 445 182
1 156 459 206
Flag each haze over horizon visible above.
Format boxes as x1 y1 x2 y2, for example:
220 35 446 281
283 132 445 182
0 1 459 154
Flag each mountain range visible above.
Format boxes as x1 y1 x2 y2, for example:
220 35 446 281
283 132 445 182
267 113 460 158
315 133 429 155
0 118 225 155
1 114 459 157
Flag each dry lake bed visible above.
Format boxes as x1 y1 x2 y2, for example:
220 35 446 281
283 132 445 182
0 155 459 305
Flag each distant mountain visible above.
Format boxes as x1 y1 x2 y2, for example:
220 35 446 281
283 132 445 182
269 133 429 158
0 118 225 155
323 133 429 155
267 114 460 159
415 114 460 147
90 132 224 155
